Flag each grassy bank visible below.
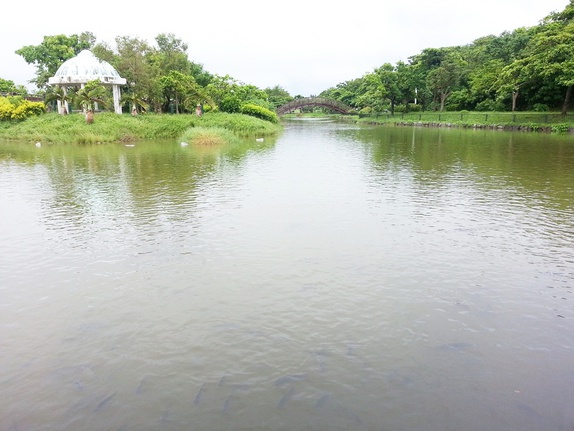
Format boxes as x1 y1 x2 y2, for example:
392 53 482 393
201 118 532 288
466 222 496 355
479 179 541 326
0 112 282 144
356 111 574 133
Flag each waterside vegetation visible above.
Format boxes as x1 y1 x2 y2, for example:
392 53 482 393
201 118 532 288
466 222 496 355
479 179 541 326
0 112 280 145
319 1 574 118
356 111 574 133
3 2 574 138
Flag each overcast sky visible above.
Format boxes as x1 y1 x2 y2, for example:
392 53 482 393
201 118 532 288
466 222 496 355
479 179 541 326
0 0 569 96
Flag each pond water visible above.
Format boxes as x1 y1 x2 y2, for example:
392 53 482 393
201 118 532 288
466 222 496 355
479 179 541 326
1 119 573 431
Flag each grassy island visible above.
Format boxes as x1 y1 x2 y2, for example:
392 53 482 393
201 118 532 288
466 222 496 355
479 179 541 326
0 112 282 145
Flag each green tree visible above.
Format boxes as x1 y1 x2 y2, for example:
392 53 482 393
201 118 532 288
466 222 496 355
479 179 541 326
394 61 420 110
44 86 74 114
524 2 574 114
319 79 361 108
91 41 118 65
355 72 387 112
151 33 212 89
426 52 466 111
264 85 293 109
154 33 190 73
73 80 107 111
376 63 401 114
0 78 27 95
466 60 504 110
495 57 534 111
160 70 209 113
407 48 454 110
121 91 149 113
16 33 95 88
114 36 155 94
206 75 268 110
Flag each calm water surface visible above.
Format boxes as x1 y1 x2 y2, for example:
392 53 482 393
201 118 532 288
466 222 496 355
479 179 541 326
1 119 573 431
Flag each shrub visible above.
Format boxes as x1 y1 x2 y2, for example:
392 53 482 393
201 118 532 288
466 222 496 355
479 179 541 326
475 100 499 112
551 123 570 133
528 123 545 131
243 98 272 110
532 103 549 112
220 96 241 113
0 97 45 121
0 97 13 121
240 103 279 123
406 104 422 112
11 101 45 120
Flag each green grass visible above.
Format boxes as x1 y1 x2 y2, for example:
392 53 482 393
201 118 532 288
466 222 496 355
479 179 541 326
178 127 238 146
0 111 282 144
357 111 574 131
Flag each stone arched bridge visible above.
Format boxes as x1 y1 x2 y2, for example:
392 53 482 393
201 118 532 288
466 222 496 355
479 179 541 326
276 97 355 115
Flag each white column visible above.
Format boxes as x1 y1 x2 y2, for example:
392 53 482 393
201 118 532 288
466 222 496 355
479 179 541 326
80 84 86 113
63 87 69 114
113 85 122 114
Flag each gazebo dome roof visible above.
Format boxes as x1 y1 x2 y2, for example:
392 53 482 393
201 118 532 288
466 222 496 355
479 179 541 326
48 50 126 85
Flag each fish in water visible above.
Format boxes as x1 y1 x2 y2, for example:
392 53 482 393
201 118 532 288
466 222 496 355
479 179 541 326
277 387 294 408
94 392 117 413
222 395 233 414
274 374 306 387
160 408 169 423
315 393 331 409
438 342 473 352
136 375 150 394
194 383 206 406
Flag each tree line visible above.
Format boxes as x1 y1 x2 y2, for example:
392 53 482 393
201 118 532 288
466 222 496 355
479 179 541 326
3 1 574 116
7 32 293 115
321 1 574 115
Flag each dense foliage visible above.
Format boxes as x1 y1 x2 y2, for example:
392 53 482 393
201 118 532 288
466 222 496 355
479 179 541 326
321 1 574 114
240 104 279 123
0 78 28 96
16 33 94 88
6 2 574 118
0 96 45 121
12 32 293 118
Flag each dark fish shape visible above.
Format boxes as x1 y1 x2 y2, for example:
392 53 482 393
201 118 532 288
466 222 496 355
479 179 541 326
438 342 473 352
136 375 149 394
229 383 251 391
315 393 331 408
222 395 232 414
385 370 414 387
194 383 206 406
160 408 169 423
274 374 306 387
277 387 294 408
94 392 117 413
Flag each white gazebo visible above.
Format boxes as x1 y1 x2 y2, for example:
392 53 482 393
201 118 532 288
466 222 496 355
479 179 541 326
48 50 127 114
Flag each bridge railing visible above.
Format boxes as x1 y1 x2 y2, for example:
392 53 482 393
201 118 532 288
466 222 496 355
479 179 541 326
277 97 355 115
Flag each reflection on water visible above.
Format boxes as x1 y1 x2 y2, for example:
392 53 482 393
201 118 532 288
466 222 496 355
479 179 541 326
1 122 573 431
